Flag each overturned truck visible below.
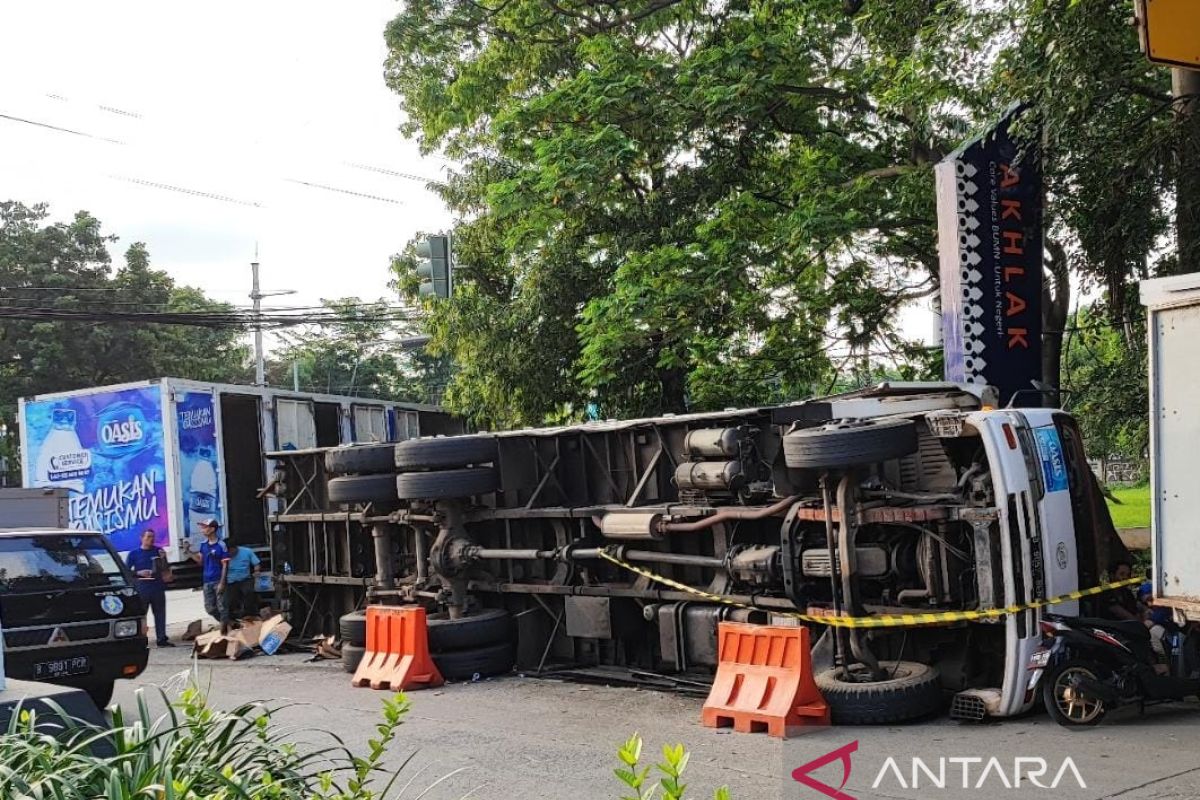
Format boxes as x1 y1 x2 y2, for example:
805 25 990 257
268 382 1127 723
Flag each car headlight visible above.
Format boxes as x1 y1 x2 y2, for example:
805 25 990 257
114 619 140 638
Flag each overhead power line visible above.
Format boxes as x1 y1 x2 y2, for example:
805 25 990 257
109 175 264 208
0 111 125 145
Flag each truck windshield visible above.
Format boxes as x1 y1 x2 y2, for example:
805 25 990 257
0 535 127 592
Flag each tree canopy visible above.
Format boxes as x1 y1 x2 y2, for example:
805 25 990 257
0 201 249 418
381 0 1190 438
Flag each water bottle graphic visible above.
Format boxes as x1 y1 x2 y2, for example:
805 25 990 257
34 408 91 493
186 447 219 539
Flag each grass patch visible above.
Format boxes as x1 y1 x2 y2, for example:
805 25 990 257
1107 484 1151 529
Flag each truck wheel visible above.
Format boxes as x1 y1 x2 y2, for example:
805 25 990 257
86 681 115 709
432 641 516 681
326 444 398 476
394 435 498 470
327 474 400 506
1042 660 1108 727
342 643 366 674
814 661 943 724
395 467 498 500
783 418 918 470
339 611 367 647
428 609 514 652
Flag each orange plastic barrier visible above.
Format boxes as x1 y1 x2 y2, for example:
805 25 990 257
701 622 829 737
351 605 444 691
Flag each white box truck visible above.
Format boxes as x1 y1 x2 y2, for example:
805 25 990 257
18 378 457 562
1141 273 1200 621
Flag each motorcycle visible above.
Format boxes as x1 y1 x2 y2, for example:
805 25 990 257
1028 613 1200 727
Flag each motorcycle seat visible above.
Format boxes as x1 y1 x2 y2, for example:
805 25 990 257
1074 617 1150 641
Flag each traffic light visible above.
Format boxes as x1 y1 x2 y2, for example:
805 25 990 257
415 235 451 299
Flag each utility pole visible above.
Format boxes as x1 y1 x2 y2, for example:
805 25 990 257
249 258 296 387
1173 67 1200 274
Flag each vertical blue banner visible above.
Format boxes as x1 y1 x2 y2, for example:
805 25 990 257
175 392 223 547
23 386 169 551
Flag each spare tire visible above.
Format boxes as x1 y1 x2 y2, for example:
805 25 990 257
327 474 399 506
395 435 498 470
342 643 366 674
395 467 498 500
339 611 367 646
428 609 513 653
432 641 516 682
783 418 918 470
814 660 943 724
326 444 398 476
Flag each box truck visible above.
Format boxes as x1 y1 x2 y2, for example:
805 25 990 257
18 378 458 562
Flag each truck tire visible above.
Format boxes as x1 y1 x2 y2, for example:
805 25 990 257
428 609 513 653
326 444 398 476
395 467 498 500
327 474 399 506
432 641 516 681
394 435 498 470
783 418 918 470
814 661 943 724
339 611 367 647
342 643 366 674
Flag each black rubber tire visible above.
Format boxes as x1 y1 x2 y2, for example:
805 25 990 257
342 643 366 674
428 609 514 653
814 661 943 724
783 418 918 470
432 640 516 681
394 435 498 470
395 467 498 500
325 444 398 476
86 681 115 709
1041 659 1109 727
327 474 399 506
339 611 367 646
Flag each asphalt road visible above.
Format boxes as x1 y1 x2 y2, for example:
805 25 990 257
109 590 1200 800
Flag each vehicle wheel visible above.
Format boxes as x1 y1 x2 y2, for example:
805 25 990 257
1042 660 1108 727
814 661 943 724
342 643 366 674
394 435 498 471
327 474 399 506
339 611 367 647
395 467 498 500
325 444 398 476
428 608 514 653
86 681 115 709
783 418 918 470
432 640 516 681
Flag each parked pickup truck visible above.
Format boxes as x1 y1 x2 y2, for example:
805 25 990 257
271 382 1130 723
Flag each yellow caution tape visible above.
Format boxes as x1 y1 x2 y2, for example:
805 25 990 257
597 548 1144 629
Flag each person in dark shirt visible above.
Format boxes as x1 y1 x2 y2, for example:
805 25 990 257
125 529 174 647
1102 560 1141 621
184 519 228 623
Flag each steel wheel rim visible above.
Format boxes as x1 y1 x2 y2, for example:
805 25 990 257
1053 666 1104 723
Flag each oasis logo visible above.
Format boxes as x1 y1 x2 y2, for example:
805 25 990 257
95 403 151 456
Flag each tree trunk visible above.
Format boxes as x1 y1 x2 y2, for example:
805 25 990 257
1042 240 1070 404
659 366 688 413
1174 68 1200 274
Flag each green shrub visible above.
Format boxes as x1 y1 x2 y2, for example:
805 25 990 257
614 734 730 800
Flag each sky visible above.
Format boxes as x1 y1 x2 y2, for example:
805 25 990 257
0 1 451 318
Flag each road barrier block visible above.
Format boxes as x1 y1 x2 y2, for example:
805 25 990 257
351 605 444 691
701 622 829 737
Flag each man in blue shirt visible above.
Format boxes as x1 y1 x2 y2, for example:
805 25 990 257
185 519 228 624
220 543 261 634
125 529 174 647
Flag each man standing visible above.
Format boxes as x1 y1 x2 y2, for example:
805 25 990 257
186 519 228 624
220 542 261 635
125 529 174 647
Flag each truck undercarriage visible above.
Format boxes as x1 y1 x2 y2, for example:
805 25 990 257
269 382 1076 721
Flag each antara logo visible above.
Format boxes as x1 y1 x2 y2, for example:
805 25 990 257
791 741 1088 797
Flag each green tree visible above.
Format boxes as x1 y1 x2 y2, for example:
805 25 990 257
0 201 248 421
385 0 995 426
265 298 446 404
